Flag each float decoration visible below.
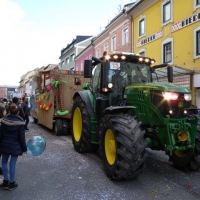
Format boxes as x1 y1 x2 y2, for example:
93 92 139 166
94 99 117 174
38 94 53 111
46 84 52 92
51 80 67 88
52 79 69 116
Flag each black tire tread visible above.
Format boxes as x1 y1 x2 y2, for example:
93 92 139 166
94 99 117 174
100 114 147 180
71 96 99 153
54 119 62 136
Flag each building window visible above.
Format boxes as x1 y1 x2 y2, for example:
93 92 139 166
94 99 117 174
122 28 128 45
65 57 69 64
81 61 83 71
70 54 74 62
111 36 116 51
104 44 108 52
74 77 81 85
96 49 100 58
162 0 173 25
163 42 172 63
162 38 173 64
138 49 146 56
194 0 200 10
197 31 200 55
194 27 200 58
139 18 145 37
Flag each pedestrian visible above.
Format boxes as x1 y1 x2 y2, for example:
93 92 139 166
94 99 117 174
0 103 27 190
12 97 25 120
21 96 30 131
0 104 7 175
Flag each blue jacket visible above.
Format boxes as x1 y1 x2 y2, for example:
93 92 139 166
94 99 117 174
0 114 27 156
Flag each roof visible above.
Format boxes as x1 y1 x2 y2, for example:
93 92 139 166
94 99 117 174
43 64 58 72
61 35 93 57
152 65 194 78
0 85 18 88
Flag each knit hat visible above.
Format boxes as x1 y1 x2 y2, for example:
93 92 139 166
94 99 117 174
0 104 6 118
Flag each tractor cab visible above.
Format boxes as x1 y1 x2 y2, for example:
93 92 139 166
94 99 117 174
84 52 172 106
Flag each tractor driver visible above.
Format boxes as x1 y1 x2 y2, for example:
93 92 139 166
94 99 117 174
133 67 147 83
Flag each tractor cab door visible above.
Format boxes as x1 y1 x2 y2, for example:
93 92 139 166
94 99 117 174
91 63 101 98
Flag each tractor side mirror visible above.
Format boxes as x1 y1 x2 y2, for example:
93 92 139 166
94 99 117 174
167 66 173 83
84 60 92 78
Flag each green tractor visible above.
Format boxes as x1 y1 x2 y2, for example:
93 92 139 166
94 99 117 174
71 52 200 180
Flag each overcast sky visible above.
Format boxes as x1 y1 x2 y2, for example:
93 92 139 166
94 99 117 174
0 0 133 86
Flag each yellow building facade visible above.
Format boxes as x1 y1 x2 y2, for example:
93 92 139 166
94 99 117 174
130 0 200 105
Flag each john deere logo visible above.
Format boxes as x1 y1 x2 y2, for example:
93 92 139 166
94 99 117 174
178 102 183 108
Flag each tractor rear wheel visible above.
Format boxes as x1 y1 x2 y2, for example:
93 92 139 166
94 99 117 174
99 114 148 180
71 96 99 153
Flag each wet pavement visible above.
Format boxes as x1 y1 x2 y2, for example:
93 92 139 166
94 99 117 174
0 118 200 200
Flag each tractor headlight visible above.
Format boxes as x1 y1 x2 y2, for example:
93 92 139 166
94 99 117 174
162 92 179 100
108 83 113 88
102 88 108 92
184 93 191 101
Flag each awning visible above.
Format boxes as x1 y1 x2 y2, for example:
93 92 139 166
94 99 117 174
152 65 194 78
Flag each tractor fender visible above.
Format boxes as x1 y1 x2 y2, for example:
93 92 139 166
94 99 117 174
73 91 94 117
103 106 136 115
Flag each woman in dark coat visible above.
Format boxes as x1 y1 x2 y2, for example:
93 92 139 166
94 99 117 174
0 103 27 190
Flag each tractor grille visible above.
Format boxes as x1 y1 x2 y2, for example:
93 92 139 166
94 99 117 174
151 90 191 118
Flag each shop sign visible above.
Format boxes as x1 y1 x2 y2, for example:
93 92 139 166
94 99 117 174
136 31 163 48
172 12 200 32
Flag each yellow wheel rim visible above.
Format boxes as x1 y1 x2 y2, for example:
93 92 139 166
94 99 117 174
73 107 82 142
105 129 116 165
174 151 187 158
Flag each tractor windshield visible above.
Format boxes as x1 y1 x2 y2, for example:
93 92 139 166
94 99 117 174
108 61 151 105
108 61 151 86
91 60 152 105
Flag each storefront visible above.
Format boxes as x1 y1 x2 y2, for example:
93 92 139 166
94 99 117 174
194 74 200 108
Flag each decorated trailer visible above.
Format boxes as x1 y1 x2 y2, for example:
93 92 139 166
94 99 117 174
30 68 90 135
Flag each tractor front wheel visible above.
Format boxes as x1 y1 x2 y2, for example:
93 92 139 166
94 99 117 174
99 114 148 180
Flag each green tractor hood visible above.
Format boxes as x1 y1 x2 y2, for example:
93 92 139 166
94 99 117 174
126 82 191 93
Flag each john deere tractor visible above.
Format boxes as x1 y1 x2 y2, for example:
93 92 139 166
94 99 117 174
71 52 200 180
